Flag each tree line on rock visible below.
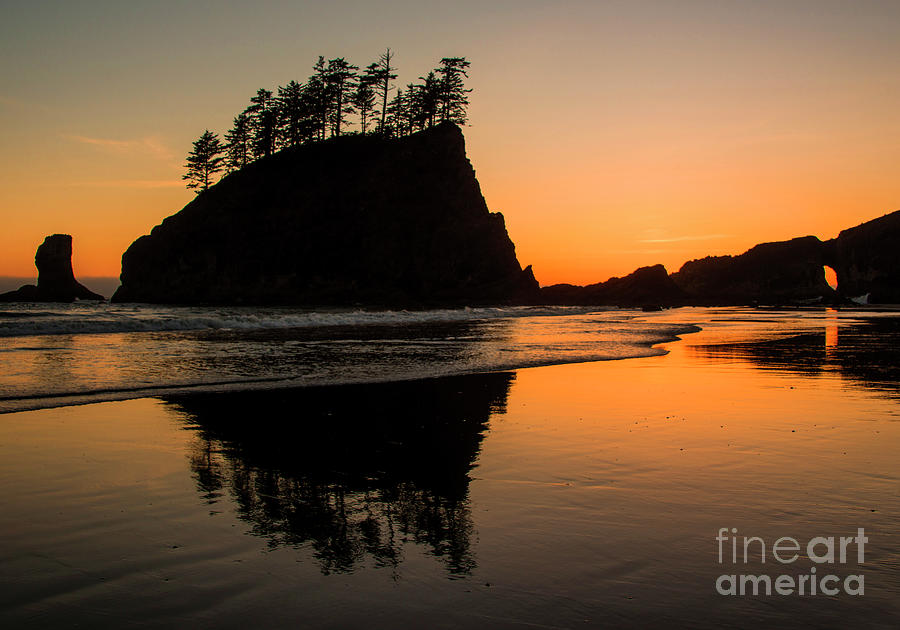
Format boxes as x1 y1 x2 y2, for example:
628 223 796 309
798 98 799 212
183 51 472 193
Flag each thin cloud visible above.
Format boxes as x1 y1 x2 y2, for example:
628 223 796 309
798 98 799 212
638 234 731 244
65 134 174 160
68 179 183 189
67 135 134 150
610 248 691 255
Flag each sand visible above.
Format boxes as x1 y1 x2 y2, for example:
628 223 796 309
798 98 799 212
1 315 898 628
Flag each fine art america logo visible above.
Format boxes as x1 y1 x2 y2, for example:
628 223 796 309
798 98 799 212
715 528 867 596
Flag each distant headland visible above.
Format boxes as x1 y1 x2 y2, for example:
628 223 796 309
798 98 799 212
543 211 900 307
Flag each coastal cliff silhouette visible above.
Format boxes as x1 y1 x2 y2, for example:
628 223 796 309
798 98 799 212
113 123 538 306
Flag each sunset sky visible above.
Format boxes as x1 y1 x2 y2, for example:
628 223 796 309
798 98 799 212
2 0 899 286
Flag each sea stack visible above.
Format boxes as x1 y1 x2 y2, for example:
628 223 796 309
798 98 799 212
0 234 104 302
113 122 539 306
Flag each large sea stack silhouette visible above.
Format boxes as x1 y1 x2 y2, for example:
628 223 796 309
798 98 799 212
113 123 538 306
0 234 104 302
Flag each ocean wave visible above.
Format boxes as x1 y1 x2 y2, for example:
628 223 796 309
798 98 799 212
0 323 700 415
0 301 702 414
0 304 608 338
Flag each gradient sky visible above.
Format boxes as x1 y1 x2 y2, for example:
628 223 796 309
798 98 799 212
2 0 899 286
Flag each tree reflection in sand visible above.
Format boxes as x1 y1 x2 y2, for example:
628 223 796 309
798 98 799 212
165 372 514 576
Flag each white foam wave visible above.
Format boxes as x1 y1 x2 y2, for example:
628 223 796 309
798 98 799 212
0 322 700 415
0 305 607 338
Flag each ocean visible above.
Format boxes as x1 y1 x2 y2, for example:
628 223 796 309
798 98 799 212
0 303 701 414
1 305 898 628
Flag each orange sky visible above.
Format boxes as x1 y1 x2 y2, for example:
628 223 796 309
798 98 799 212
2 1 899 286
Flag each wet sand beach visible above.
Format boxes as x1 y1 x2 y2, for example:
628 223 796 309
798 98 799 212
1 310 898 628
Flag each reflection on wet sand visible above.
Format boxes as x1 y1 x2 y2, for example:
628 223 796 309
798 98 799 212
690 316 900 397
1 313 898 628
165 372 515 576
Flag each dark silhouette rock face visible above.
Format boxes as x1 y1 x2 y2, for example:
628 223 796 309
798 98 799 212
0 235 104 302
670 211 900 305
671 236 833 304
113 123 538 306
541 264 686 306
824 211 900 303
540 210 900 307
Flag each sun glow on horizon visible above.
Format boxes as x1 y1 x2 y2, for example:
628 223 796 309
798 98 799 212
2 1 899 286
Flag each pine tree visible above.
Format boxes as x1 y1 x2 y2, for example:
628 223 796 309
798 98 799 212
247 88 277 158
353 65 378 134
385 87 406 137
388 85 418 136
276 80 309 148
190 53 474 180
326 57 358 137
373 48 397 134
183 130 225 193
435 57 472 125
412 72 440 129
307 56 332 141
224 113 251 172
